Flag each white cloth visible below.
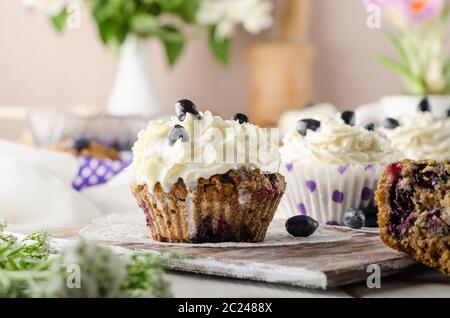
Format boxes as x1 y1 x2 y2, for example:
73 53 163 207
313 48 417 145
0 140 102 232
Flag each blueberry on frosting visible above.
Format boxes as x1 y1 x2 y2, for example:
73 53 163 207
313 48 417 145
383 117 400 130
447 107 450 117
296 119 321 136
341 111 356 126
418 97 431 113
365 123 375 132
168 125 190 146
232 113 249 124
175 99 201 121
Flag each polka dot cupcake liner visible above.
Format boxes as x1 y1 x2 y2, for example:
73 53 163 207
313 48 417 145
72 152 132 191
277 162 384 225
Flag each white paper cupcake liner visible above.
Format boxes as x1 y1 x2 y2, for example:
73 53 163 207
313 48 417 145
276 162 385 225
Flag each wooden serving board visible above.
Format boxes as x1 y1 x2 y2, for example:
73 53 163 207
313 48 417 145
52 227 417 290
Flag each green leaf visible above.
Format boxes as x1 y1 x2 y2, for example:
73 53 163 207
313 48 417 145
97 21 128 47
209 26 231 65
51 8 69 32
158 0 185 11
160 26 185 66
92 0 125 22
383 30 408 68
155 25 185 43
130 13 159 36
177 0 200 23
377 55 427 94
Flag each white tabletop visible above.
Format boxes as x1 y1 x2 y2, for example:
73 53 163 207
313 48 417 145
166 269 450 298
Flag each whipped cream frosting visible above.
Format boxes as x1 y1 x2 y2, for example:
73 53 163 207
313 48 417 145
132 111 280 192
280 115 400 165
381 112 450 161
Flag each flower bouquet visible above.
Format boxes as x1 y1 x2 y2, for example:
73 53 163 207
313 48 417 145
24 0 274 65
365 0 450 95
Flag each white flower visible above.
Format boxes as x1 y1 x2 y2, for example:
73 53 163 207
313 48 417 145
242 0 274 34
197 0 274 39
22 0 76 17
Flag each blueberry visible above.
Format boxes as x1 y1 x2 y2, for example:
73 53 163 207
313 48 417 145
175 99 201 121
297 119 321 136
383 117 400 130
418 97 431 113
71 138 91 151
286 215 319 237
232 113 249 124
414 171 439 189
344 208 366 229
447 107 450 117
365 123 375 132
341 111 356 126
168 125 190 146
361 206 378 228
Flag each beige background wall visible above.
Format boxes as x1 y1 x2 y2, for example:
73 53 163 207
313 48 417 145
0 0 402 119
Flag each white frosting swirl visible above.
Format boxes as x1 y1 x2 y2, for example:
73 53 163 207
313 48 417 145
132 111 280 192
280 115 400 165
382 112 450 161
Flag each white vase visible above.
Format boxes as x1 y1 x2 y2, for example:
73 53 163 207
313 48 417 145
356 95 450 125
107 36 162 117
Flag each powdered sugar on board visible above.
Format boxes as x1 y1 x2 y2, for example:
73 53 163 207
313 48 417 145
79 213 354 248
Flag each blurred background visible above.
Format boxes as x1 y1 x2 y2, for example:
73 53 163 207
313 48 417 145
0 0 404 139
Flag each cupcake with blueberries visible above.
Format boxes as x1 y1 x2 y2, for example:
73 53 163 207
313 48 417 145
381 97 450 161
130 99 286 243
278 111 401 225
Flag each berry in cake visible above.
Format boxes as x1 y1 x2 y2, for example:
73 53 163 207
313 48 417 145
376 160 450 275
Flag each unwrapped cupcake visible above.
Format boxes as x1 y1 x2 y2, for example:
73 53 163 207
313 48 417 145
381 98 450 161
131 100 285 243
278 111 401 225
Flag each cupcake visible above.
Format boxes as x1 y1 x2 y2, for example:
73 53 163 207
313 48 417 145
381 99 450 161
50 138 132 191
278 111 401 225
130 100 285 243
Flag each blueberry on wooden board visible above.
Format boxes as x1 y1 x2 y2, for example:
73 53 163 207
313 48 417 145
231 113 249 124
297 119 321 137
286 215 319 237
361 206 378 228
341 111 356 126
344 208 366 229
175 99 201 121
168 125 190 146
